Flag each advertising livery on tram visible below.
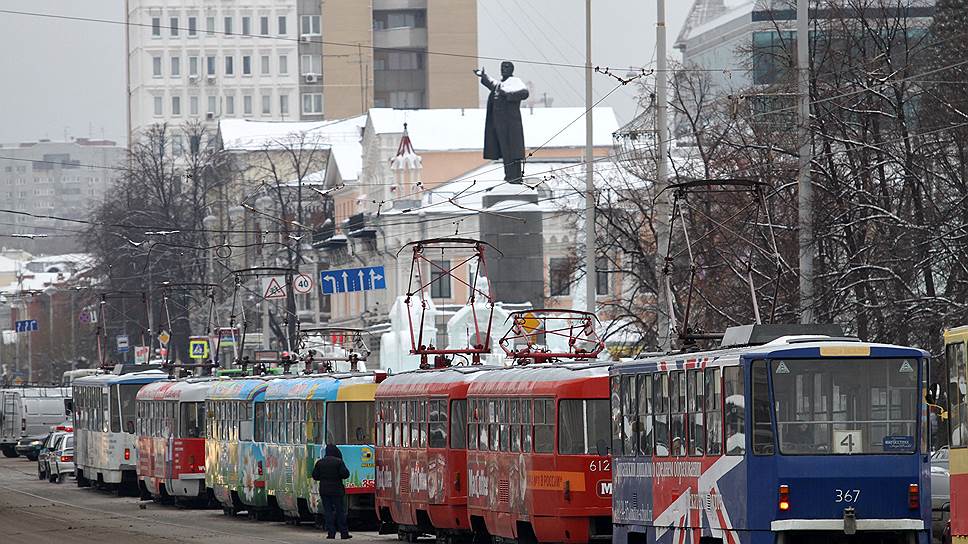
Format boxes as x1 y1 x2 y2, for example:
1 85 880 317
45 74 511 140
610 325 931 544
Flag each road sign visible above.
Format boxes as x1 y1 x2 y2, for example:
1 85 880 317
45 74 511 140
78 310 97 324
158 330 170 345
134 346 150 364
14 320 38 333
116 335 130 353
189 337 210 359
520 312 540 334
320 266 387 294
261 276 287 300
293 273 314 294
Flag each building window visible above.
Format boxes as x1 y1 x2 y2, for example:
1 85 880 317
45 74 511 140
153 96 163 115
170 17 179 36
206 16 215 35
280 94 289 115
171 96 181 115
260 55 270 75
261 94 271 114
170 56 180 77
596 257 609 295
243 95 252 115
301 93 322 114
190 95 199 115
278 15 287 35
206 55 216 75
151 17 161 37
226 95 235 115
259 16 269 35
152 56 162 77
430 260 451 298
373 10 426 30
242 55 251 75
279 55 288 75
225 55 234 75
188 56 199 76
301 54 321 75
224 16 233 35
242 16 251 36
550 258 572 296
207 96 217 116
388 90 423 108
187 16 197 36
301 15 320 36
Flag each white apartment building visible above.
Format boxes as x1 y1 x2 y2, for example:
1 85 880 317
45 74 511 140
126 1 309 142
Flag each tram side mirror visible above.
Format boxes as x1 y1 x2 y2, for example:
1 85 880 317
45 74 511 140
240 421 254 441
595 439 609 457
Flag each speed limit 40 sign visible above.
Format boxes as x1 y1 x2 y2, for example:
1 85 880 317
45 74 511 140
293 273 314 294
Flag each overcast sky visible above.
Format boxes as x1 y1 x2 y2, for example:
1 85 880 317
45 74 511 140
0 1 691 145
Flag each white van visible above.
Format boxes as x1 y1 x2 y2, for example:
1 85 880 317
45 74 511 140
0 387 71 458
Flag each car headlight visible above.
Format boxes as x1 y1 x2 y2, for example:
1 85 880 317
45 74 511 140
30 440 41 445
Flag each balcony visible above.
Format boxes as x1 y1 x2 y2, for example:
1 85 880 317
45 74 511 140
374 27 427 50
344 213 377 240
373 0 427 10
374 69 426 93
312 223 347 250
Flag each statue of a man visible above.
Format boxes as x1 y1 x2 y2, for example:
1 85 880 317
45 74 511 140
475 61 530 184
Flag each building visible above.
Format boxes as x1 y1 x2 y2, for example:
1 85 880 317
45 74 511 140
0 139 125 254
674 0 755 94
126 0 479 140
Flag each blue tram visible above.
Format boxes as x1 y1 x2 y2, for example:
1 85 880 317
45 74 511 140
610 326 931 544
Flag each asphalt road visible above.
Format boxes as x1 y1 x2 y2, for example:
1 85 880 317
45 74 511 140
0 455 398 544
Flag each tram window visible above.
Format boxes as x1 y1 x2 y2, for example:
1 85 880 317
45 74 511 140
510 399 520 452
499 399 509 452
637 374 653 455
254 403 265 442
534 398 555 453
181 402 204 438
521 398 532 452
653 373 670 457
418 399 427 448
110 385 121 433
429 399 447 448
450 399 467 449
948 342 967 448
467 399 478 450
486 399 498 452
688 369 705 456
559 399 611 455
751 361 775 455
669 371 686 456
705 368 723 456
621 375 637 455
610 377 622 455
724 366 745 455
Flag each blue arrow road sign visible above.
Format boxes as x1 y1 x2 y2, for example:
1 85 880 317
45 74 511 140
14 320 38 333
320 266 387 294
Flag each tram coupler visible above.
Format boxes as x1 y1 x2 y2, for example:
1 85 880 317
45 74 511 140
843 506 857 535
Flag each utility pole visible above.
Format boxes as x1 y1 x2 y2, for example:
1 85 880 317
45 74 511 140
655 0 673 350
797 0 814 323
584 0 596 314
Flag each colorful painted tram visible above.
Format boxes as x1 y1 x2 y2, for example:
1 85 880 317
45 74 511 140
72 369 168 493
611 330 931 544
135 378 214 502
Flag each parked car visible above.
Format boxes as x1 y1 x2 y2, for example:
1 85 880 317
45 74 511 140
1 387 71 458
47 433 74 483
36 431 65 480
15 434 47 461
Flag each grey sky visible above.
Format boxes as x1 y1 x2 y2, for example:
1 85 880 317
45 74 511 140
0 1 691 145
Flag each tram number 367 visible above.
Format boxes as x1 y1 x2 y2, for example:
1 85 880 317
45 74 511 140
589 460 610 472
835 489 861 503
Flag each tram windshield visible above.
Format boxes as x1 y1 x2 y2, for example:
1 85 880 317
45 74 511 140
558 399 610 455
326 401 375 445
767 358 920 455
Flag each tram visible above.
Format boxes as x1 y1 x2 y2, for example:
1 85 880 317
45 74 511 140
261 372 381 525
611 325 932 544
465 363 613 543
135 378 214 503
205 377 274 517
72 369 167 493
945 326 968 544
374 366 494 542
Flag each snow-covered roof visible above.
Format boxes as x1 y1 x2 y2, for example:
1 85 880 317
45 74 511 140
330 143 363 182
219 116 366 151
367 107 619 152
0 272 65 294
0 255 18 273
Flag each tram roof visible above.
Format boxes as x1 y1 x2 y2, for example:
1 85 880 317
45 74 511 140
136 378 217 402
265 372 380 401
207 377 273 401
614 336 929 374
72 369 167 386
376 365 501 397
466 362 611 396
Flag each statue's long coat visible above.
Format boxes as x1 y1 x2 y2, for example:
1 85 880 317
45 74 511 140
480 75 530 161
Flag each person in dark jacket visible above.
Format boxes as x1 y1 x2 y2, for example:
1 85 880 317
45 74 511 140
312 444 351 539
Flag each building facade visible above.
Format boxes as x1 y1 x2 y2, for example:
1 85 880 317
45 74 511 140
126 0 479 140
0 139 125 254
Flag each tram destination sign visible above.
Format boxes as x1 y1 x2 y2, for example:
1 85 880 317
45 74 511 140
320 266 386 294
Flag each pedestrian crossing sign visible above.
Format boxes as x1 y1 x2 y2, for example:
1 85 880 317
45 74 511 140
189 338 209 359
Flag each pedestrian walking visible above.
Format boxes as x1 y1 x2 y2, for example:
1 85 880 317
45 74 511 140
312 443 351 539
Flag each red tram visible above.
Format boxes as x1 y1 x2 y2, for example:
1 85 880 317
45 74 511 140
135 378 213 503
465 363 613 543
374 366 494 542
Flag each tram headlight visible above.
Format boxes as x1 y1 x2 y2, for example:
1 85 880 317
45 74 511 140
778 484 790 511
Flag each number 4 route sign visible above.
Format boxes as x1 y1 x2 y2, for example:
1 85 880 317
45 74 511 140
320 266 387 294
